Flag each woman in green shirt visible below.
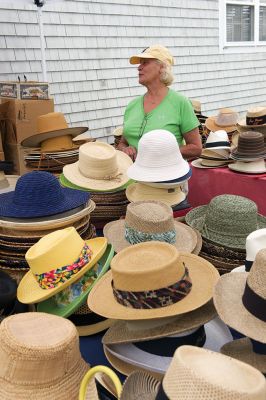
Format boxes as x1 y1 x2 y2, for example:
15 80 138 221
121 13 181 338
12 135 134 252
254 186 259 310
117 45 202 161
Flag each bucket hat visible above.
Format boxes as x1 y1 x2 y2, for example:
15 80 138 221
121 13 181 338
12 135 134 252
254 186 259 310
237 106 266 131
205 108 238 133
130 45 174 66
127 130 190 182
185 194 266 250
63 141 132 191
103 201 198 253
21 112 88 148
229 159 266 174
214 248 266 343
87 241 219 320
126 183 186 206
0 312 97 400
0 171 90 218
203 130 230 150
119 345 266 400
17 227 107 304
231 131 266 160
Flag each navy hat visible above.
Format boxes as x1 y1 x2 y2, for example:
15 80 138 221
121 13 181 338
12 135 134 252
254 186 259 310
0 171 90 218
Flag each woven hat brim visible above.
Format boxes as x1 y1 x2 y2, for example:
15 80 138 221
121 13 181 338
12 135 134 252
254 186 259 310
103 219 198 253
126 184 186 206
21 127 89 148
205 116 237 133
214 272 265 342
36 244 114 317
17 237 107 304
102 300 217 345
120 371 160 400
60 173 133 193
228 163 266 174
63 151 132 191
221 338 266 373
88 252 219 320
237 119 266 129
191 159 229 169
75 318 115 337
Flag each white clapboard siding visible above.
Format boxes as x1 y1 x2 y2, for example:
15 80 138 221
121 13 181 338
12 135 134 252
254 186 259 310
0 0 266 142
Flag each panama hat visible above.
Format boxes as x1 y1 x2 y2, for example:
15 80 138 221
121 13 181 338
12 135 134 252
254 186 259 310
127 130 190 182
237 106 266 130
230 131 266 160
103 201 198 253
88 241 219 320
203 130 231 150
63 141 132 191
229 159 266 174
21 112 88 148
191 159 230 169
126 183 186 206
214 248 266 343
205 108 238 133
185 194 266 250
36 244 114 317
119 345 266 400
130 45 174 65
17 227 107 304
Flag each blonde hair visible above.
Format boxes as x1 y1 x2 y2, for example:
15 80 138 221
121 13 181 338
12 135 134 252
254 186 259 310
156 60 174 86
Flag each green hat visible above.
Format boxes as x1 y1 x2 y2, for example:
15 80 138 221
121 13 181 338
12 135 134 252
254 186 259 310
60 173 133 193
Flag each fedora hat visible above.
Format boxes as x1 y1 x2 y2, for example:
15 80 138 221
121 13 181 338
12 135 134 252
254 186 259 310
103 201 198 253
185 194 266 250
0 171 90 218
214 248 266 343
191 159 229 169
203 130 230 150
205 108 238 133
126 183 186 206
127 130 190 182
0 312 99 400
237 106 266 130
63 141 132 191
21 112 89 148
201 148 231 159
231 131 266 160
36 244 114 317
119 345 266 400
87 241 219 320
17 227 107 304
229 159 266 174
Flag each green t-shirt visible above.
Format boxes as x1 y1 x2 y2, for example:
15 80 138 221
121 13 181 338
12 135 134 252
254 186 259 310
123 89 199 149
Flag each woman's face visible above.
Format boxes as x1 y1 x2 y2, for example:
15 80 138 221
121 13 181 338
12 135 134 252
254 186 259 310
138 59 162 86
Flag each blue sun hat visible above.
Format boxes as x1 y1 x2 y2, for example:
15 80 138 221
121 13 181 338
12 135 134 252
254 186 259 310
0 171 90 218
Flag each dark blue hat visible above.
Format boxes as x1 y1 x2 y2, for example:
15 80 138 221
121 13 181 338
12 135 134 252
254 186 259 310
0 171 90 218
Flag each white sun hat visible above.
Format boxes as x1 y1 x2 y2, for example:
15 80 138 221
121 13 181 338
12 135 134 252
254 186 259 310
127 130 190 182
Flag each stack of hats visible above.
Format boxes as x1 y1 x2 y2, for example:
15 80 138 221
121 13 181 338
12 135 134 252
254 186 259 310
235 106 266 143
190 99 208 145
229 131 266 174
205 108 239 143
87 241 228 378
112 126 123 149
192 130 232 169
185 194 266 274
21 112 92 174
60 141 133 229
126 130 192 215
0 171 96 283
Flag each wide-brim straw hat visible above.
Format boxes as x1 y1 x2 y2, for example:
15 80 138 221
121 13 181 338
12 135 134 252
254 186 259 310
88 242 219 320
237 106 266 129
191 159 230 169
221 338 266 374
205 108 238 133
229 160 266 174
17 237 107 304
36 244 114 317
119 346 266 400
126 183 186 206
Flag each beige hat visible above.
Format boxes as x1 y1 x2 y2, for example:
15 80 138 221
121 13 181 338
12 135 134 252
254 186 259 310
63 141 132 191
191 159 229 169
190 99 201 114
205 108 238 133
120 345 266 400
103 200 198 253
229 159 266 174
126 183 186 206
88 241 219 320
214 248 266 342
237 106 266 130
130 45 174 65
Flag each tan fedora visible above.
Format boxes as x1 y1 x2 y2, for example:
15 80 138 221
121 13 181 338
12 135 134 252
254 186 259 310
229 159 266 174
63 141 132 191
120 345 266 400
103 200 198 253
126 183 186 206
88 241 219 320
21 112 89 148
205 108 238 133
237 106 266 130
214 248 266 342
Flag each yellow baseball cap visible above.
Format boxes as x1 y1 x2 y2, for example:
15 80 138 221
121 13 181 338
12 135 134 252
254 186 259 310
130 45 174 65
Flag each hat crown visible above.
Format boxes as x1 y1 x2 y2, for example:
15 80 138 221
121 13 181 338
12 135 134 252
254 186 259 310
246 228 266 261
247 107 266 118
37 112 68 134
0 313 82 385
247 248 266 299
215 108 238 127
190 99 201 114
143 44 174 65
205 130 230 144
236 131 265 155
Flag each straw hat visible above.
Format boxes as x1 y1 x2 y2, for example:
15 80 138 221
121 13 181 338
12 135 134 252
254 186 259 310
185 194 266 250
103 201 198 253
17 227 107 304
0 312 95 400
229 159 266 174
201 148 231 159
63 141 132 191
231 131 266 160
191 158 230 169
88 241 219 320
237 106 266 131
119 345 266 400
190 99 201 114
130 45 174 66
126 183 186 206
203 130 230 150
36 244 114 317
127 130 190 182
205 108 238 133
21 112 88 148
214 248 266 342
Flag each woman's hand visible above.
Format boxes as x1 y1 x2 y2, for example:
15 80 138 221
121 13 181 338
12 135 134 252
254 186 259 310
117 136 137 161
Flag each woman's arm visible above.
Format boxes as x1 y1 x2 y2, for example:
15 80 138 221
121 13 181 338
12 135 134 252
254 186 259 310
180 127 202 160
117 135 137 161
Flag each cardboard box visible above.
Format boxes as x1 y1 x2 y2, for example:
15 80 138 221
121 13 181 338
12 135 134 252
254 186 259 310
0 81 49 100
4 143 33 175
1 98 54 144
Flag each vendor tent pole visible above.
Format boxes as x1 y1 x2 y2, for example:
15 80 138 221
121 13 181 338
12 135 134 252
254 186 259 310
35 1 47 82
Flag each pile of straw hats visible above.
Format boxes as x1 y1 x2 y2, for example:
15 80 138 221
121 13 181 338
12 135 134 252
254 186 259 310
236 106 266 138
205 108 239 142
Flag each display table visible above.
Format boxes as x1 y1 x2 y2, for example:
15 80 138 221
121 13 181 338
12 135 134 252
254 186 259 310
188 165 266 216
